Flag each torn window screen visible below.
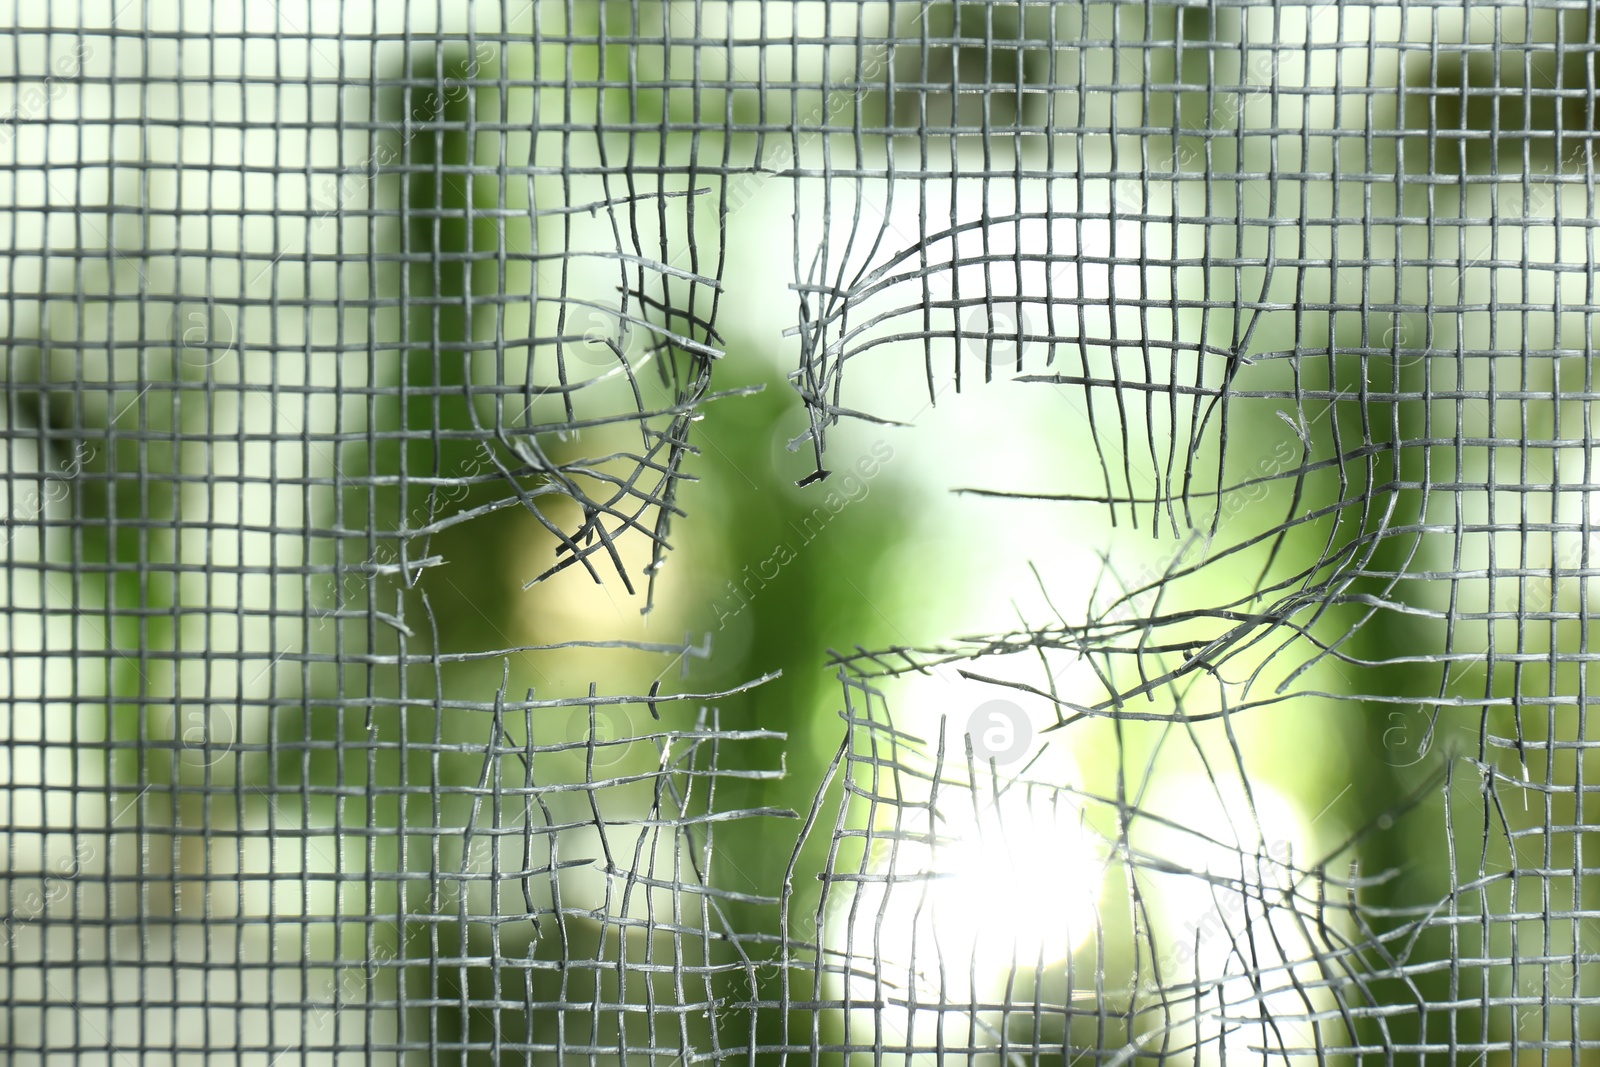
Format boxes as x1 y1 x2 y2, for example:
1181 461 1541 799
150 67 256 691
0 1 1590 1064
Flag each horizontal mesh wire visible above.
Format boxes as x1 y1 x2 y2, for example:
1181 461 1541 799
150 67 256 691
0 0 1595 1063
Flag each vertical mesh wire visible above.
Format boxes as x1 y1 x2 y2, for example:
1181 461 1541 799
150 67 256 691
0 0 1595 1063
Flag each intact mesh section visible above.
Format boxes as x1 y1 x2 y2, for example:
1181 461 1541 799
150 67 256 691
0 1 1594 1064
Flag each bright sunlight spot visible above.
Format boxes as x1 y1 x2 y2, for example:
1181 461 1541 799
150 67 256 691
1132 775 1347 1065
825 760 1104 1062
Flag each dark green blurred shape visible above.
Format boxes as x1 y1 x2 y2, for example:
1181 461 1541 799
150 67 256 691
1401 7 1597 174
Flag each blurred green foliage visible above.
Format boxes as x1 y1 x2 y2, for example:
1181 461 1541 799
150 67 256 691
4 9 1588 1063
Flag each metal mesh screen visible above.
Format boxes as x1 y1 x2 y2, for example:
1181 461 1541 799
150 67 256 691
0 0 1595 1062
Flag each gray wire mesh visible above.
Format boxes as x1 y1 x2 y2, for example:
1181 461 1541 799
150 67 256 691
0 0 1594 1062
